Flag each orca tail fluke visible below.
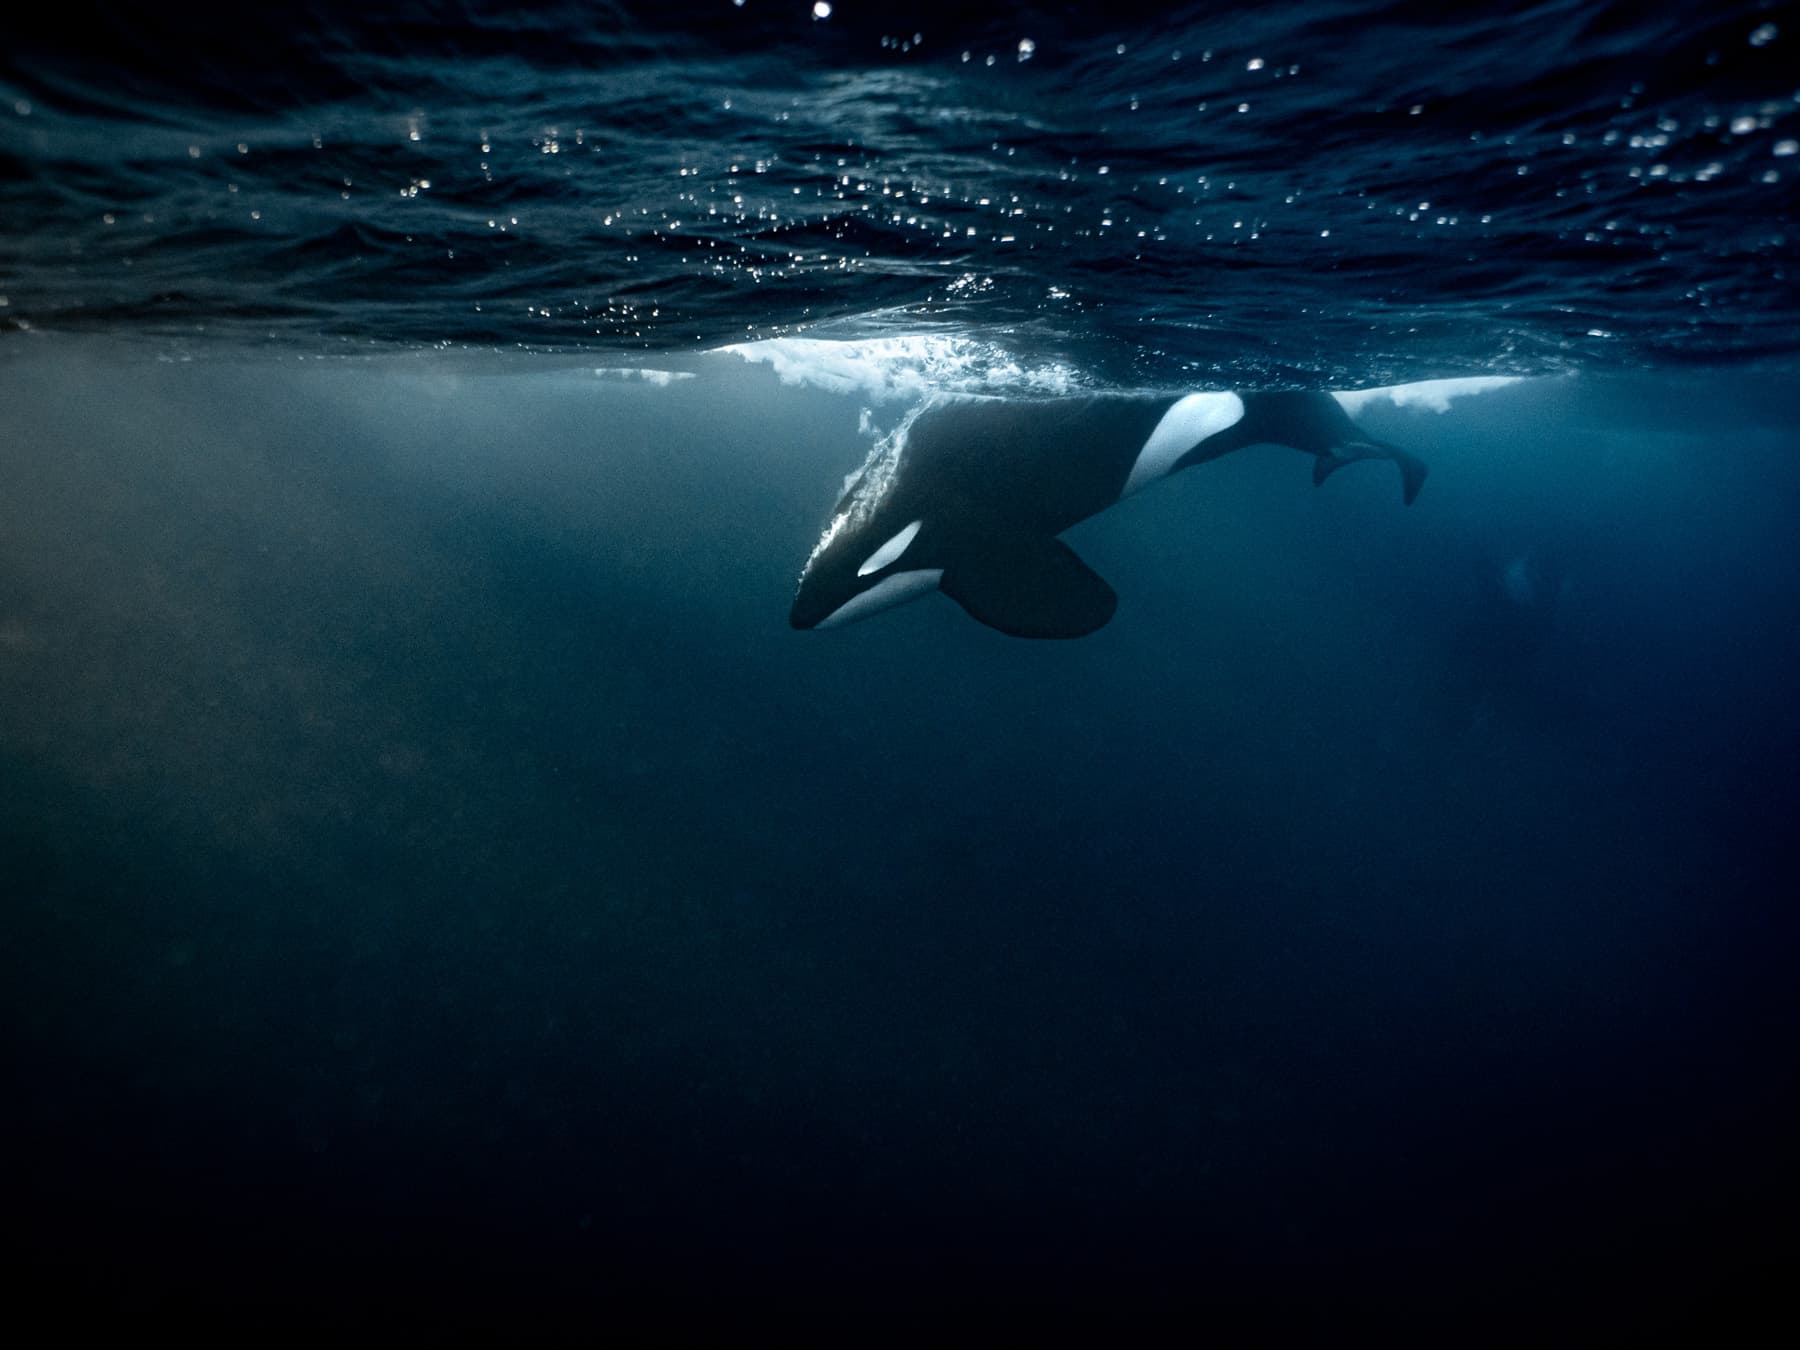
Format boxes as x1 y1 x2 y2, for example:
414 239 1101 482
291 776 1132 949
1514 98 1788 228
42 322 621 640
1388 445 1429 505
1313 440 1429 504
1330 439 1430 505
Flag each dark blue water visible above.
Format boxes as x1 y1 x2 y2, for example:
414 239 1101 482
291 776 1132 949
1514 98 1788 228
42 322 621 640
5 0 1798 381
3 1 1798 1333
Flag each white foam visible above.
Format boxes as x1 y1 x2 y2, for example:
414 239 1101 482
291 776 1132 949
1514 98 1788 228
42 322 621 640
719 335 1082 403
805 401 930 576
1121 391 1247 497
1332 376 1523 416
589 367 695 385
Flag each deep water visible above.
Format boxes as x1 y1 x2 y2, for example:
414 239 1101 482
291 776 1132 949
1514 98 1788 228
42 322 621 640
4 348 1798 1324
3 0 1799 1332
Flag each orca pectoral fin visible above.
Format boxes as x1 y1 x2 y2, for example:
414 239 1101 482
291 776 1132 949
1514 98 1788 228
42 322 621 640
940 534 1118 638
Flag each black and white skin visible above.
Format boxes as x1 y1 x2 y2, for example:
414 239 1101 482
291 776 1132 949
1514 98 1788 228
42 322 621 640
790 389 1429 639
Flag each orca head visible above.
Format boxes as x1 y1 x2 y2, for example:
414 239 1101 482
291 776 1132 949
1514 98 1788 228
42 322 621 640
790 512 946 631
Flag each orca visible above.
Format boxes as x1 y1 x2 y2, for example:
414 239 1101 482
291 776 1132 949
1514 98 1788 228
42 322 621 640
790 389 1430 639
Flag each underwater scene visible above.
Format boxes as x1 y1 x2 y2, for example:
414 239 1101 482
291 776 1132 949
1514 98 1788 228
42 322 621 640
3 0 1797 1329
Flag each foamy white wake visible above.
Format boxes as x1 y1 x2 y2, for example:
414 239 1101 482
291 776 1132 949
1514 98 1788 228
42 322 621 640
717 335 1085 402
721 336 1531 414
1332 376 1525 415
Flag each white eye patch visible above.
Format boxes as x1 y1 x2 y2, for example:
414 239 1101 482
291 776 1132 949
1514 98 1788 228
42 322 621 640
856 519 923 576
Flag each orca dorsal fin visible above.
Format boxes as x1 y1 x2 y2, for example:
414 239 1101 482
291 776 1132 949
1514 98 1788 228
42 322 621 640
940 534 1118 638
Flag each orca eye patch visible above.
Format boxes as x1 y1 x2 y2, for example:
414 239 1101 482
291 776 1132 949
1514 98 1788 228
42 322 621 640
856 519 923 576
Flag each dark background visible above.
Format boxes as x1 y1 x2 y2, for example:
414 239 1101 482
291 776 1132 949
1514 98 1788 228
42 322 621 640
3 349 1795 1327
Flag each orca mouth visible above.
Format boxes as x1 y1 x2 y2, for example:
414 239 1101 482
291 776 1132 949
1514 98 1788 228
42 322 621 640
788 591 826 630
796 569 947 631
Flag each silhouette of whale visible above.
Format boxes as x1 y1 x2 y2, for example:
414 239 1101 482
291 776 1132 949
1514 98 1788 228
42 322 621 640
791 390 1428 639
